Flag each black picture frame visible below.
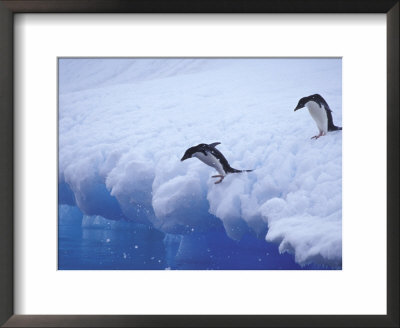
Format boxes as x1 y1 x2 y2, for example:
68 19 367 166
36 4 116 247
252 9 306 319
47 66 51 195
0 1 398 327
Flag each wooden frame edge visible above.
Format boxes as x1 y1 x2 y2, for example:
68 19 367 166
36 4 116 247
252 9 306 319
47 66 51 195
0 0 398 327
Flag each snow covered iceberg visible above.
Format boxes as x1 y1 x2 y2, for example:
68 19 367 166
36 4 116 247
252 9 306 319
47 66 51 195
58 58 342 268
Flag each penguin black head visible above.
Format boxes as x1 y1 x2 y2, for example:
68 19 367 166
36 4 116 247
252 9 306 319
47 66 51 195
294 96 309 111
294 94 325 111
180 144 206 161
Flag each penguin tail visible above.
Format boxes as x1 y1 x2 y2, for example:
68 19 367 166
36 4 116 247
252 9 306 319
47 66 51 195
228 168 253 174
329 125 342 131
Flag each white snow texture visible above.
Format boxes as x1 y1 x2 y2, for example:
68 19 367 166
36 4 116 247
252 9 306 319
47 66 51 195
59 58 342 266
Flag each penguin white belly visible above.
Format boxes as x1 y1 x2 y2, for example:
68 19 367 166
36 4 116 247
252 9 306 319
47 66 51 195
306 101 328 134
193 152 225 175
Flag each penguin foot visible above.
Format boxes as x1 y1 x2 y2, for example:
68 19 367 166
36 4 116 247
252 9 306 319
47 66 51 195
311 132 325 139
212 175 224 184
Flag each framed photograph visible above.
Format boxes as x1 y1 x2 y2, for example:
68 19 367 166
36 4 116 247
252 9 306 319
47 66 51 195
0 1 398 327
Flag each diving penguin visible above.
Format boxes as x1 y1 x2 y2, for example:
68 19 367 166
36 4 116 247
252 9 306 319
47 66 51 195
181 142 253 184
294 94 342 139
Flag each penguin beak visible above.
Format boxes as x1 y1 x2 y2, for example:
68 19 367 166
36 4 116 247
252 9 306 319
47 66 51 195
181 154 190 161
294 105 302 111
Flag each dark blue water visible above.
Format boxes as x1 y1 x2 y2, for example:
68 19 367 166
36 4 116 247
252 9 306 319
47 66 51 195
58 206 335 270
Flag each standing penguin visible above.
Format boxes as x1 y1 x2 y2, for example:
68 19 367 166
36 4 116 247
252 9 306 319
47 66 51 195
294 94 342 139
181 142 253 184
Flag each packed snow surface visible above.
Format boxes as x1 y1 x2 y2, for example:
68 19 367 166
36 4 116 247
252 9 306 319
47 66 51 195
59 58 342 267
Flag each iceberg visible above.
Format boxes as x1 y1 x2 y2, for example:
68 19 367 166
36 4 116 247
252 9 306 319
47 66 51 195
58 58 342 269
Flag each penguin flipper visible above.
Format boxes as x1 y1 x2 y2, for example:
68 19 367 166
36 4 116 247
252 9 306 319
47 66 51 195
209 142 221 148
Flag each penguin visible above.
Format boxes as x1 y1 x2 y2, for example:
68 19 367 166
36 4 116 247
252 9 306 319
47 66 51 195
294 94 342 139
180 142 253 184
